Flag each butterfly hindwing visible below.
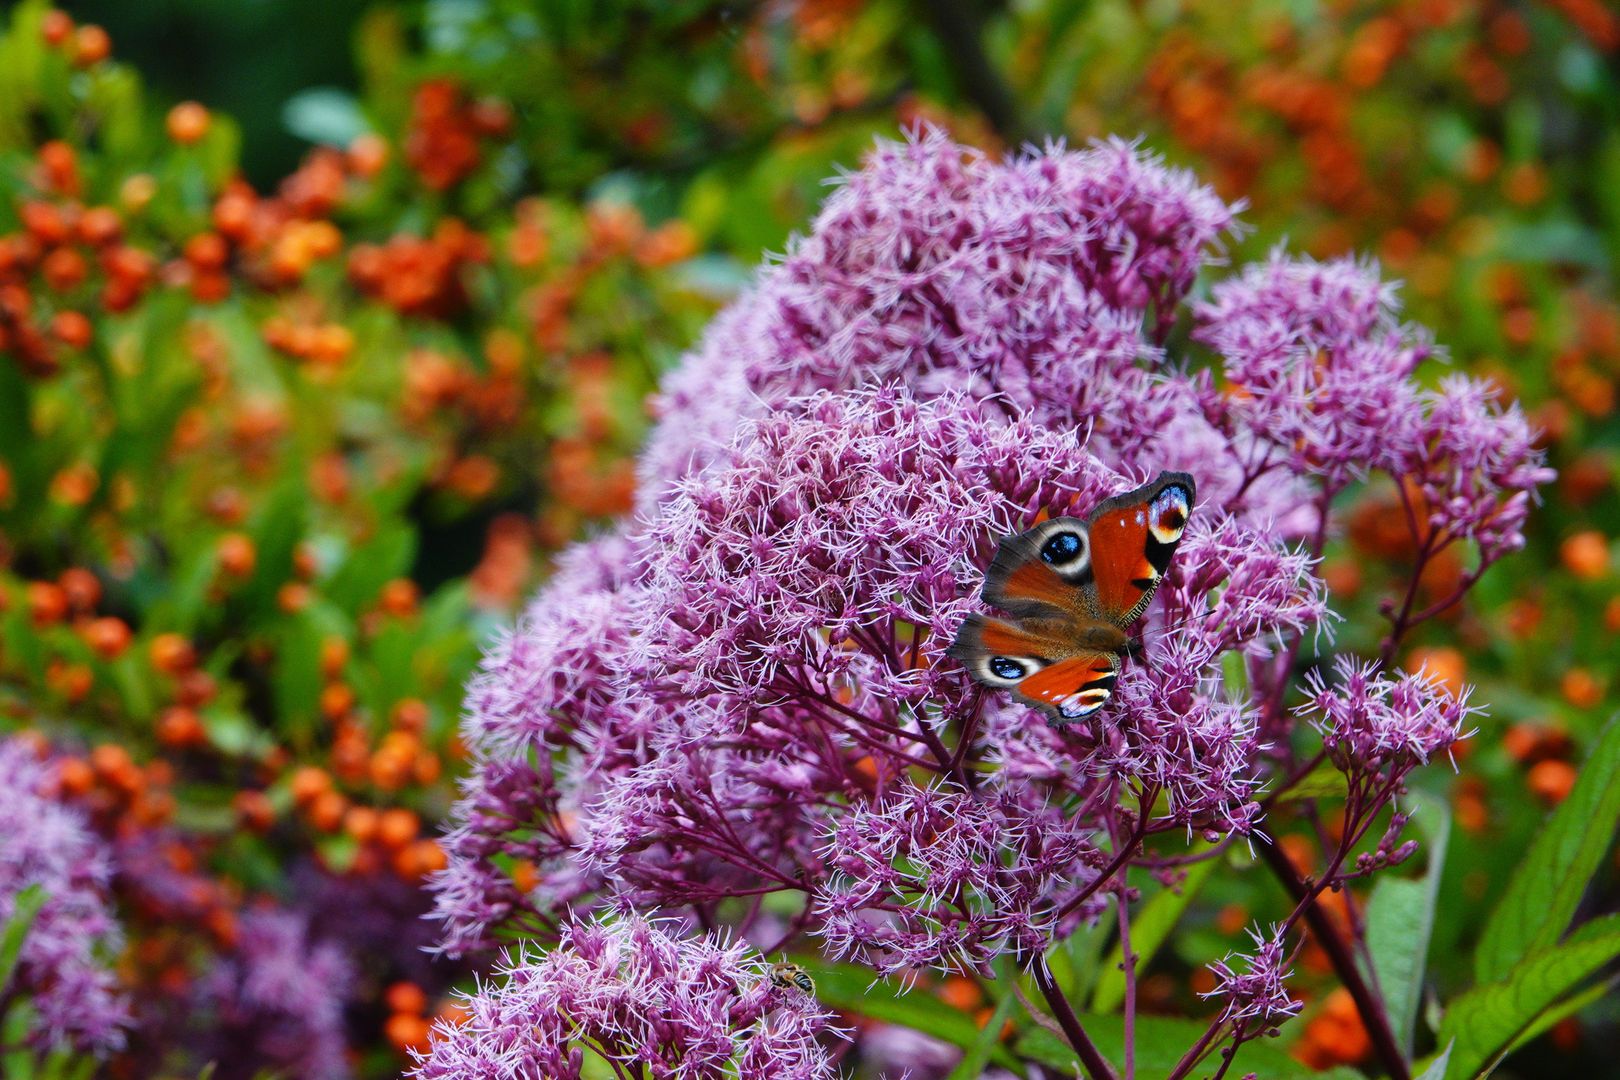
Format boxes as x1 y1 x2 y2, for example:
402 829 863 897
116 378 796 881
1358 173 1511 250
947 615 1120 722
1084 472 1195 626
1012 652 1121 721
947 613 1069 688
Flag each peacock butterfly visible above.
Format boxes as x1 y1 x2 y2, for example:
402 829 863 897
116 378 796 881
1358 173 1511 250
949 471 1195 723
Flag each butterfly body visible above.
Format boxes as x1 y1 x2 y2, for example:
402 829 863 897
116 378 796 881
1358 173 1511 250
949 472 1195 724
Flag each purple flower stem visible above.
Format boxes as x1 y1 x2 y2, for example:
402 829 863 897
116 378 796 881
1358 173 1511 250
1031 952 1119 1080
1118 891 1138 1080
1164 1016 1232 1080
1053 798 1151 923
1256 837 1410 1080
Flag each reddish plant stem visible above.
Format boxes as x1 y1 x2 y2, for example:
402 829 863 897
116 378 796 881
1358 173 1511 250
1031 953 1119 1080
1256 839 1411 1080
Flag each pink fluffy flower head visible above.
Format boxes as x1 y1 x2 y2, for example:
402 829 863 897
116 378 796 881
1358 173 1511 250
410 915 840 1080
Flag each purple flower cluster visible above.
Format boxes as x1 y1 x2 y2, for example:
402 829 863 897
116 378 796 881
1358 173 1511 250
428 128 1550 1074
189 909 354 1080
1202 929 1302 1033
0 737 129 1055
1300 657 1477 771
816 781 1099 975
412 915 838 1079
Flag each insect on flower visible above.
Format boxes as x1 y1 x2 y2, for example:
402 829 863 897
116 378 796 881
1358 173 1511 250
768 961 816 995
950 471 1195 723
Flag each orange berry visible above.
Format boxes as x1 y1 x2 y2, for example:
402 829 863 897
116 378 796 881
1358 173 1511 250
77 206 121 247
412 838 447 874
166 102 212 145
183 231 229 270
41 246 88 291
41 10 74 47
289 766 332 807
348 133 390 178
176 669 218 707
1527 759 1578 805
216 532 256 577
412 750 442 785
148 632 196 675
1562 668 1603 710
385 981 428 1015
232 789 275 833
319 637 350 679
57 756 94 796
392 698 429 733
1502 723 1539 763
378 578 419 617
156 706 206 749
49 463 97 506
384 1011 432 1053
344 805 380 844
277 582 311 613
511 860 539 894
377 807 419 850
1407 646 1465 695
71 24 111 66
82 616 132 660
307 789 348 833
1561 531 1609 580
50 310 92 348
320 683 355 721
90 742 133 782
26 582 69 626
938 976 983 1012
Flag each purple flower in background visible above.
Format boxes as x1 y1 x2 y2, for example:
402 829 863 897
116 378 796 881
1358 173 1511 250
0 737 129 1055
410 915 840 1080
190 909 354 1080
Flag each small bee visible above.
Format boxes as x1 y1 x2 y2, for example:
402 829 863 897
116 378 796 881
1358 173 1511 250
768 961 815 995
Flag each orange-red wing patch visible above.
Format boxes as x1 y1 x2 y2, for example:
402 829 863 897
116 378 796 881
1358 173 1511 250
993 558 1080 614
976 617 1060 660
1087 501 1157 621
1014 652 1120 721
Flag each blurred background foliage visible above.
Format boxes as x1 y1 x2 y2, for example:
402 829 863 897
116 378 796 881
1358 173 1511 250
0 0 1617 1075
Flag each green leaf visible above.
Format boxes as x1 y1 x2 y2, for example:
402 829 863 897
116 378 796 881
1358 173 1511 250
1414 1043 1452 1080
1442 914 1620 1079
802 961 1017 1070
0 883 46 991
1092 845 1219 1014
1016 1015 1362 1079
282 87 369 147
945 959 1018 1080
1366 797 1450 1055
1474 717 1620 985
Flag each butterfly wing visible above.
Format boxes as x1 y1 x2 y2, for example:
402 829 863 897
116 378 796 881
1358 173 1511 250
947 614 1120 722
981 517 1094 618
1083 471 1195 627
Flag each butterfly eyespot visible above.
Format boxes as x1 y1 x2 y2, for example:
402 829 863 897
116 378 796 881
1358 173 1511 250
1040 530 1085 565
1149 485 1192 543
989 656 1026 680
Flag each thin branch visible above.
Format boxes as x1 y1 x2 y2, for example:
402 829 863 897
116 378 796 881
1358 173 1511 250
1031 952 1119 1080
1256 839 1411 1080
